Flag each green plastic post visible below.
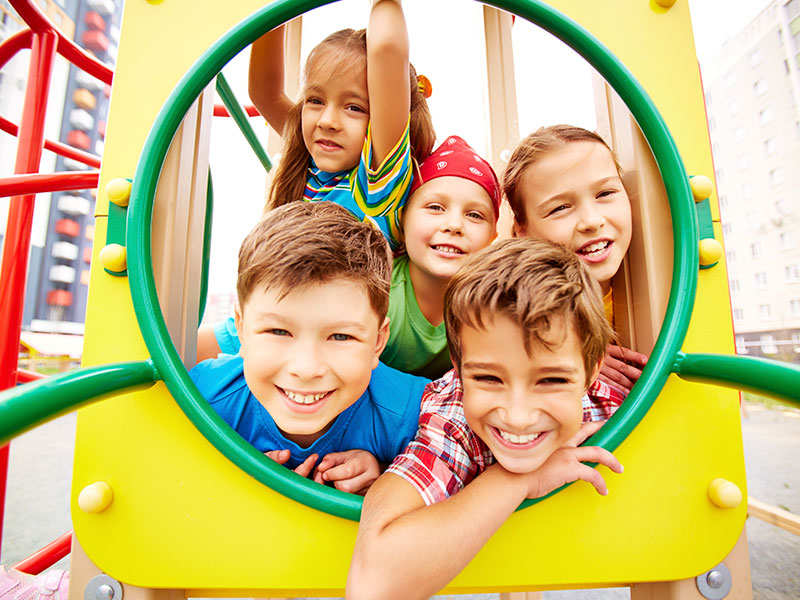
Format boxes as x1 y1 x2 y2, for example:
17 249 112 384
215 72 272 172
0 361 160 445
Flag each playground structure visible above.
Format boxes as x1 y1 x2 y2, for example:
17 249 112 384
1 0 800 598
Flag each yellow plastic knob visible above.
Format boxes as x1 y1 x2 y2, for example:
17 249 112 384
100 244 127 273
708 478 742 509
699 238 723 267
106 178 132 208
655 0 677 7
78 481 114 513
690 175 714 203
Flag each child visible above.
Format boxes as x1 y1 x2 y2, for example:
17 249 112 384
190 202 429 493
503 125 648 396
248 0 436 250
346 238 625 599
197 136 500 380
380 135 500 379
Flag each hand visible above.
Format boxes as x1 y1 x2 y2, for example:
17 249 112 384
265 449 319 478
314 449 381 494
525 421 624 499
598 344 648 396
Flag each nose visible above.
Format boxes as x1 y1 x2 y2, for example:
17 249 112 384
577 201 605 232
317 103 340 131
499 391 542 431
286 339 327 380
441 211 464 235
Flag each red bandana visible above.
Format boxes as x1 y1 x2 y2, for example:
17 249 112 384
410 136 501 216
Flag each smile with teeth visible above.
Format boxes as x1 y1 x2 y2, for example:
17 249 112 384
282 388 330 405
577 240 610 257
497 428 543 445
431 245 464 255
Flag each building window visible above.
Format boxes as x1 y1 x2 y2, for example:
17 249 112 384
792 332 800 354
786 0 800 20
791 299 800 315
723 222 732 236
705 92 712 105
751 241 763 259
775 198 790 216
780 231 795 249
730 278 740 293
729 100 741 116
765 137 778 155
719 195 728 209
733 308 744 321
760 334 777 354
737 154 749 169
749 49 762 67
760 107 774 124
759 304 772 320
735 336 748 354
755 272 767 289
770 168 784 185
733 127 745 142
715 169 724 183
746 210 759 230
727 250 736 264
786 264 800 281
743 184 753 199
708 117 716 131
754 79 767 96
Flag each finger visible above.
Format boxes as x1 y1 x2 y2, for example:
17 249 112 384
332 469 378 494
597 374 630 396
313 468 325 485
293 453 318 478
567 421 605 446
265 449 290 465
573 446 624 474
599 363 635 391
321 460 358 482
575 463 609 496
616 345 649 367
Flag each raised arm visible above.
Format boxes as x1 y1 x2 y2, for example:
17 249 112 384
248 25 295 136
366 0 411 167
346 467 528 600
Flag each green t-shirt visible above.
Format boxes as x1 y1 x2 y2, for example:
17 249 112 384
380 255 453 380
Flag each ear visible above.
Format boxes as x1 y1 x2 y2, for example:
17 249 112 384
512 220 527 238
372 316 391 369
587 359 602 389
234 303 245 356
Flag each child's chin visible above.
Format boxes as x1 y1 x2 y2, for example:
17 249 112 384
496 456 546 475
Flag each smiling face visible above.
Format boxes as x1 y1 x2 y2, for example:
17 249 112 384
402 176 497 284
301 54 370 173
459 313 595 473
515 142 632 294
235 280 389 447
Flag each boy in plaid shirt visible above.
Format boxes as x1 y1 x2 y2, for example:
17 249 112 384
347 238 625 599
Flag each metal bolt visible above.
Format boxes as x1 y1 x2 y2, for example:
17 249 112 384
95 584 115 600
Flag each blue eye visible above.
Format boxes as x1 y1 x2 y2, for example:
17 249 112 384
331 333 353 341
267 328 290 336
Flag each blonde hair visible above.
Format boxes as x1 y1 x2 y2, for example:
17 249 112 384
444 238 614 384
266 29 435 211
237 202 392 319
503 125 623 228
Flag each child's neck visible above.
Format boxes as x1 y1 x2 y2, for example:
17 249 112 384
408 263 447 327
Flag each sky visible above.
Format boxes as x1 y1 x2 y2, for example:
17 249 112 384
202 0 774 312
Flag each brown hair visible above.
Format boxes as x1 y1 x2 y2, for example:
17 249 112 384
266 28 436 211
444 238 614 384
503 125 623 228
237 202 392 320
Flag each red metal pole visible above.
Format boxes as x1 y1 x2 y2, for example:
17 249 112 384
0 28 58 563
0 171 100 197
12 531 72 574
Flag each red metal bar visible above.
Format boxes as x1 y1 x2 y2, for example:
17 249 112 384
12 531 72 574
9 0 112 84
0 115 102 168
15 369 47 383
214 104 260 118
0 171 100 197
0 28 32 71
0 28 58 562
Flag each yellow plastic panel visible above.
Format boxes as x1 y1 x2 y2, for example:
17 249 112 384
73 0 745 593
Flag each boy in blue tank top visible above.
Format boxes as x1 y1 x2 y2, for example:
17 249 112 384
190 202 428 494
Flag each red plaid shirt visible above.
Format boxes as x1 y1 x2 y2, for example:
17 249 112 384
386 369 624 505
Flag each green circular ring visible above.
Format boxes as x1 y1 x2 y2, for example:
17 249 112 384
127 0 697 520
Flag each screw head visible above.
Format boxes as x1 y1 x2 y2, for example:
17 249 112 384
95 584 115 600
706 570 725 589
